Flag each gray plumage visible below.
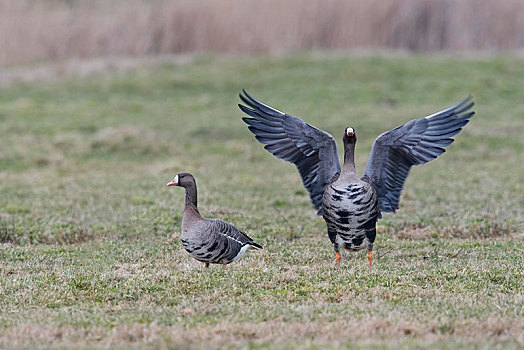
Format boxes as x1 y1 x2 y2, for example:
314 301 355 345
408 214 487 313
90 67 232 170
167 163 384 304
239 91 474 267
239 91 340 214
363 96 474 213
168 172 262 267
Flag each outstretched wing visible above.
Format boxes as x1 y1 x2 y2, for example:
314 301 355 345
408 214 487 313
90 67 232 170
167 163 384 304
239 90 340 215
363 96 475 213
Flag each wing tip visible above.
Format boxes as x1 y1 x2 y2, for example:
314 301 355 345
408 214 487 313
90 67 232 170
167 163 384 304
249 242 263 250
239 89 256 105
459 95 474 108
425 95 475 120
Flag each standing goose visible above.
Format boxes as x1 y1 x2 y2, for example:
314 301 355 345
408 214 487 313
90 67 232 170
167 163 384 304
239 91 474 269
167 172 262 268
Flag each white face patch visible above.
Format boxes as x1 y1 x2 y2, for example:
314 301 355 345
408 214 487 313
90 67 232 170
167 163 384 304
346 127 354 136
173 174 179 185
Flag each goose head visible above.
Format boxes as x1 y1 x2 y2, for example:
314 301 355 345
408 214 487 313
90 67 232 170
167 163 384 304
343 127 356 143
167 172 195 188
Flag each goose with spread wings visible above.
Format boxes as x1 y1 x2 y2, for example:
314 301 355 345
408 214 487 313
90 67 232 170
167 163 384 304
239 91 474 269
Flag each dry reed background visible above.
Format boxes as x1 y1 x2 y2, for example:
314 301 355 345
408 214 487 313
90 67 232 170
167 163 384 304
1 0 524 67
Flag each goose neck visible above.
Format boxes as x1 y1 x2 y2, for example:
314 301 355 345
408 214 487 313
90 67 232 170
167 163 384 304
341 140 357 177
183 183 200 216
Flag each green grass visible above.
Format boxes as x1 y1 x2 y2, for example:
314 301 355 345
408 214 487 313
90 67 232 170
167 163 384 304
0 54 523 349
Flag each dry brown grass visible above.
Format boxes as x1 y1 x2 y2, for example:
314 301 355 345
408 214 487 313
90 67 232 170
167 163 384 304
0 55 196 86
2 318 523 349
2 0 524 66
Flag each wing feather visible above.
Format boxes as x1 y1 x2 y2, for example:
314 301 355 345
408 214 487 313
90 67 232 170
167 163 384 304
209 219 262 249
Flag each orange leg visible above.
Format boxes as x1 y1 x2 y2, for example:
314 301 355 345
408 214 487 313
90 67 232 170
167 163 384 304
336 252 341 270
222 264 227 270
368 251 373 269
204 262 209 268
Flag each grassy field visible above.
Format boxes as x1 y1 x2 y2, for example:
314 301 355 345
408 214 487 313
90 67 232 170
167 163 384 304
0 54 523 349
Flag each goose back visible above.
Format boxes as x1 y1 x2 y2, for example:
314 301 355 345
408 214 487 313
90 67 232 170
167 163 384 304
322 175 380 252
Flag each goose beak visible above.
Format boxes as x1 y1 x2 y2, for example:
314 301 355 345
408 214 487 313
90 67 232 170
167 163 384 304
167 175 179 186
346 127 354 137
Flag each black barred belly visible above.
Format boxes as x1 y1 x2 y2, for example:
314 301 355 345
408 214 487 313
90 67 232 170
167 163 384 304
322 182 378 251
181 236 242 264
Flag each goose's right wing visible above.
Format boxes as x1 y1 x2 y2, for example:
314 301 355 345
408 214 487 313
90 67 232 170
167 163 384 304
239 90 340 215
363 96 475 213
